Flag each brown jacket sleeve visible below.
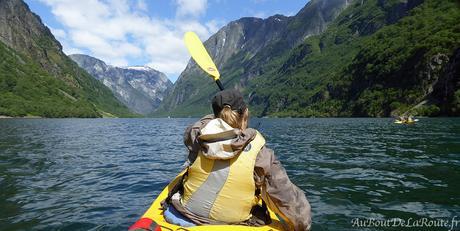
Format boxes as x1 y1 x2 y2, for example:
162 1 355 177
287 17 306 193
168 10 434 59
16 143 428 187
254 147 312 231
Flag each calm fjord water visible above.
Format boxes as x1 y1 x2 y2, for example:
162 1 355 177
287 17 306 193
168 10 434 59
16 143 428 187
0 118 459 231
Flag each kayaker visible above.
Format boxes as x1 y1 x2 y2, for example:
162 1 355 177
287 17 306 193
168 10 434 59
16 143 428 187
163 89 312 231
408 116 414 123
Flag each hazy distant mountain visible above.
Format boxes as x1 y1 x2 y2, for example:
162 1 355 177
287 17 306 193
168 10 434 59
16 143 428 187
70 54 172 115
0 0 132 117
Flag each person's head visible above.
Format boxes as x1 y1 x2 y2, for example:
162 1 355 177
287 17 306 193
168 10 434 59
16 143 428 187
211 89 249 129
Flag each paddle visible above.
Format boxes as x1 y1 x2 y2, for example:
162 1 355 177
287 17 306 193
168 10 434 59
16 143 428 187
184 31 224 91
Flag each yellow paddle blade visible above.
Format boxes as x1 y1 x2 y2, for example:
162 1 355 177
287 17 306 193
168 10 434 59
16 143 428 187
184 31 220 80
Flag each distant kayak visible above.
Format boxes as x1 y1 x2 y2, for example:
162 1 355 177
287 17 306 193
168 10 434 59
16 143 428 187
129 171 285 231
394 119 419 124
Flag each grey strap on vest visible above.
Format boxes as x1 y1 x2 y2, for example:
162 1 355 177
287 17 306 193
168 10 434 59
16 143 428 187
184 159 230 218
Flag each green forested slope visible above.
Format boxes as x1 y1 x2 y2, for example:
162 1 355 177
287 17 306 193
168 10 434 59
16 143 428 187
0 0 134 118
248 0 460 117
0 41 133 117
156 0 459 118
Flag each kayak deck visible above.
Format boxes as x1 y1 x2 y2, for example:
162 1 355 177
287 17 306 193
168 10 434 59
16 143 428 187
130 171 285 231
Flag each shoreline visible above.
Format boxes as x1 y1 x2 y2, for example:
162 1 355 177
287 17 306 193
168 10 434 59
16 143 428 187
0 115 42 119
1 115 456 119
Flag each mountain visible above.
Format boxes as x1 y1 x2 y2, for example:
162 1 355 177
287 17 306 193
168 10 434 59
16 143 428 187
157 0 460 117
156 0 350 116
0 0 132 118
248 0 460 117
70 54 172 115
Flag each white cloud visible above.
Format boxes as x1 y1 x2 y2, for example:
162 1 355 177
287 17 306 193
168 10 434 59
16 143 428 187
205 20 226 35
175 0 207 18
48 26 66 39
39 0 220 82
63 46 84 55
135 0 148 12
48 25 84 54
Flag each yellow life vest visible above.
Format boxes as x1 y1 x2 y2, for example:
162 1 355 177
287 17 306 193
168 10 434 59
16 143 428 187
181 131 266 223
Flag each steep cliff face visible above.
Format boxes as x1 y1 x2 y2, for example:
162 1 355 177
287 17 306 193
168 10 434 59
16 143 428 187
158 0 459 117
0 0 132 117
157 0 349 116
70 54 172 115
427 48 460 115
0 0 62 76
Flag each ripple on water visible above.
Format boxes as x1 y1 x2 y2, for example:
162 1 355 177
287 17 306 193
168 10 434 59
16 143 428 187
1 118 459 230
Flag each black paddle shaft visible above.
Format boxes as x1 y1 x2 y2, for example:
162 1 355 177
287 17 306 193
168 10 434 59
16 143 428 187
216 79 224 91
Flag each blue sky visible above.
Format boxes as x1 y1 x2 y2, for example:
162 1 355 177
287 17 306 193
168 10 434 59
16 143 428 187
25 0 308 82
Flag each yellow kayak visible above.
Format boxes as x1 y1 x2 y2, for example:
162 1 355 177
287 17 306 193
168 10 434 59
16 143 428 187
129 170 285 231
394 119 418 124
